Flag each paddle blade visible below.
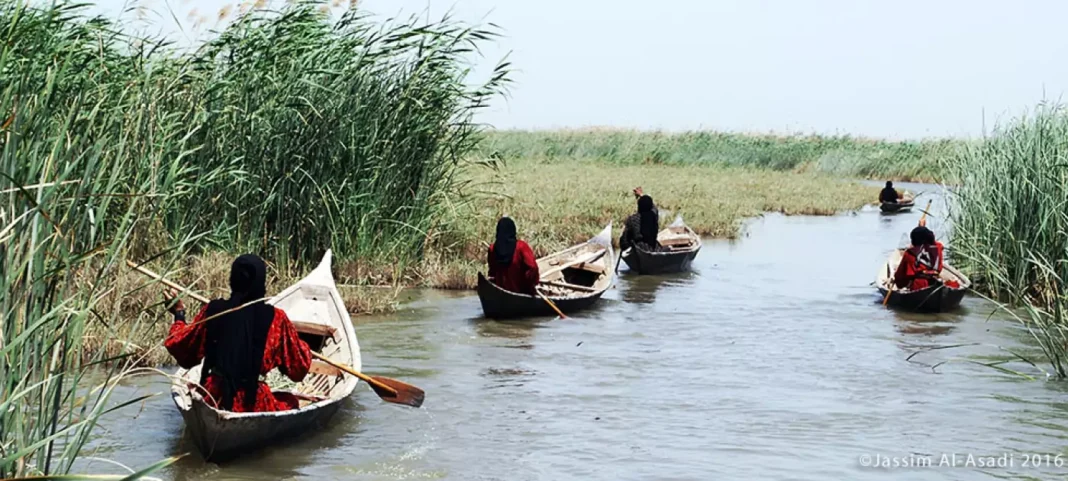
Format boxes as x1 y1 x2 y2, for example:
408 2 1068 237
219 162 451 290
368 376 425 408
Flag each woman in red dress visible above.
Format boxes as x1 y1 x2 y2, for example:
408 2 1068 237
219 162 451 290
487 217 540 295
894 226 945 290
164 254 312 413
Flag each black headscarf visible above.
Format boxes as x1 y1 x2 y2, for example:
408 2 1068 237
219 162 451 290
201 254 275 411
880 181 898 203
493 217 518 266
637 195 659 246
910 226 934 247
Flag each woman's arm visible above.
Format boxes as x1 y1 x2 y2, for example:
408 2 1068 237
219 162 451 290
271 309 313 382
164 304 210 369
893 254 914 289
519 241 540 287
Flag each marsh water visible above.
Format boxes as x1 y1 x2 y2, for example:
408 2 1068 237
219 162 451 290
87 183 1068 480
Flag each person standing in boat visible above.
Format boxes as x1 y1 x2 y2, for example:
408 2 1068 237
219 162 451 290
487 216 540 294
880 181 902 203
163 254 312 413
620 187 661 252
893 225 945 290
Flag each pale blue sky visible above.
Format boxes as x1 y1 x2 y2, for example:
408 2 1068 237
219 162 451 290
84 0 1068 138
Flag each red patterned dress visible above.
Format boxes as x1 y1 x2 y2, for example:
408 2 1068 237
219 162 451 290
894 242 946 290
165 305 312 412
487 240 540 294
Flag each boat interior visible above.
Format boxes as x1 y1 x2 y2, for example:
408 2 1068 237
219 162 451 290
274 282 356 406
657 225 699 251
177 281 358 411
537 242 610 298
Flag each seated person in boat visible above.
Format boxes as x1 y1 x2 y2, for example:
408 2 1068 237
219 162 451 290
621 187 661 252
880 181 902 203
893 226 945 290
164 254 312 413
487 216 540 294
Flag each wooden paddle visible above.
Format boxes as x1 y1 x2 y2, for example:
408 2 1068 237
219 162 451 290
883 199 934 306
535 287 568 319
310 352 425 408
125 260 425 408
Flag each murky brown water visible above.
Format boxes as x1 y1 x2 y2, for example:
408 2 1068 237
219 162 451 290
85 183 1068 480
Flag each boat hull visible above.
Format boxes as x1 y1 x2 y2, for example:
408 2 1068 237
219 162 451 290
880 201 914 213
171 250 360 461
620 216 702 275
477 272 607 319
876 249 970 313
477 224 613 319
877 283 967 313
174 387 344 461
621 246 700 274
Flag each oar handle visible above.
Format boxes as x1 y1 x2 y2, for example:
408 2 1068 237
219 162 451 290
312 352 398 396
126 259 210 304
535 287 568 319
919 199 934 226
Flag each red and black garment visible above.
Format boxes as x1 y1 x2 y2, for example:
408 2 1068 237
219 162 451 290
894 242 944 290
164 254 311 413
487 217 540 295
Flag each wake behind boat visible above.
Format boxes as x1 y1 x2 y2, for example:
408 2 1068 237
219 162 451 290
477 224 614 319
171 250 361 461
621 215 701 274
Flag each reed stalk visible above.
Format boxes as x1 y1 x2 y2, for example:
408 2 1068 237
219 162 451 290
1 0 508 476
944 101 1068 377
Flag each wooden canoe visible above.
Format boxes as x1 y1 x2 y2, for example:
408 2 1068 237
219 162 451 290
171 250 361 461
621 215 702 274
880 194 915 213
876 249 970 312
477 223 614 319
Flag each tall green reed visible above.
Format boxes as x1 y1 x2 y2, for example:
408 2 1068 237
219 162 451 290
479 129 958 181
1 0 508 475
174 4 511 268
0 2 196 477
944 102 1068 377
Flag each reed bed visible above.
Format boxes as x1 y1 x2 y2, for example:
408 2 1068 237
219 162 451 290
480 129 961 182
1 0 505 477
0 10 188 478
944 102 1068 377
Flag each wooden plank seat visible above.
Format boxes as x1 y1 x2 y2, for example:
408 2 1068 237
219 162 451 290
307 359 344 377
292 320 337 337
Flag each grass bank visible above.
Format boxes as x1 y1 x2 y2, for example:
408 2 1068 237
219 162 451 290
944 102 1068 378
412 159 877 292
479 129 962 183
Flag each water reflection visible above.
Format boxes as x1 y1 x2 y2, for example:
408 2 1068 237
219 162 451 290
471 318 540 349
894 321 956 336
891 310 966 337
618 271 699 304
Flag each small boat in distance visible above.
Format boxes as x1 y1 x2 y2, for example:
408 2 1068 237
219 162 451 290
880 192 916 213
477 224 614 319
876 249 970 312
621 215 702 274
172 250 361 461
